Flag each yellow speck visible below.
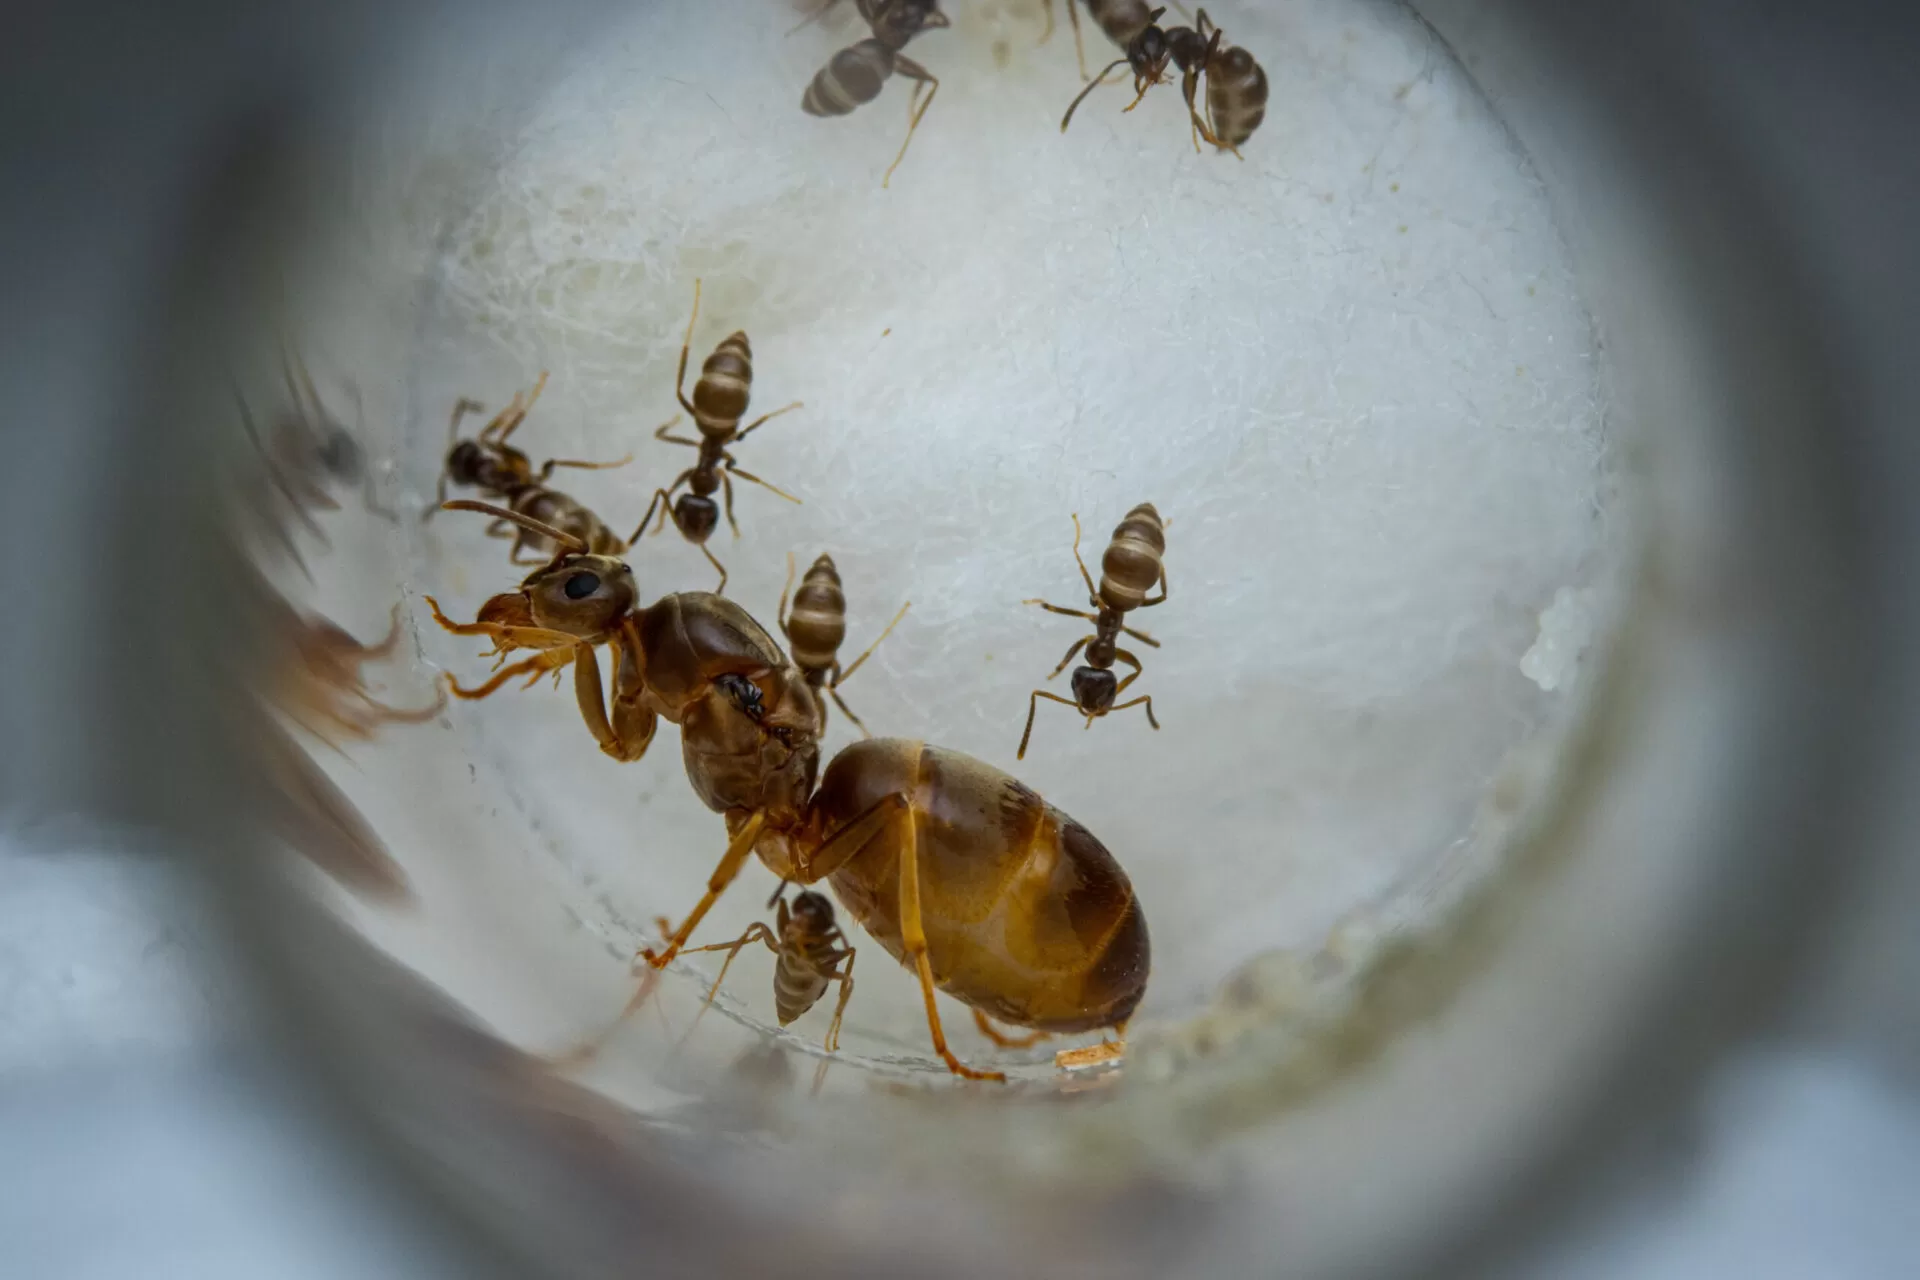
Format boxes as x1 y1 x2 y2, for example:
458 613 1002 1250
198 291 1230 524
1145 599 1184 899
993 39 1011 69
881 327 891 338
1397 224 1408 234
984 653 994 662
1515 365 1526 377
1527 285 1536 296
1390 182 1400 192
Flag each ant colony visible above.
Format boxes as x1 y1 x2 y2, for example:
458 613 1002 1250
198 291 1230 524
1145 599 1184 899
260 0 1615 1099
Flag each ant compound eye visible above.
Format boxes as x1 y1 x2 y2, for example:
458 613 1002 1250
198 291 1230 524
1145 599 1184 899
563 571 601 600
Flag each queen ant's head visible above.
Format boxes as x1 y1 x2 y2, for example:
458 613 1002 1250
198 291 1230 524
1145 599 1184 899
445 499 638 635
522 554 638 636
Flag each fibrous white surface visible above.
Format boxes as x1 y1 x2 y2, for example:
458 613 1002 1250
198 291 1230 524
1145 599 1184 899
336 0 1613 1059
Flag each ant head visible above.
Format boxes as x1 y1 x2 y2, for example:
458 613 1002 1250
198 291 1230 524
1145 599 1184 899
877 0 948 42
1129 23 1174 82
522 553 638 636
1071 665 1119 714
444 439 486 485
675 494 720 542
790 891 835 930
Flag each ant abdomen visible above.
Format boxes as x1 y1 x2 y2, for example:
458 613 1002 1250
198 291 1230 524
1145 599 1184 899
1207 46 1268 147
802 40 895 117
785 555 849 672
693 332 752 430
1098 502 1167 612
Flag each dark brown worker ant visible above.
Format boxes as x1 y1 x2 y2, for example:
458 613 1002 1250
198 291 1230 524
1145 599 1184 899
1060 7 1268 155
780 552 910 738
1019 503 1168 760
427 371 631 562
800 0 950 188
434 502 1150 1081
634 280 803 594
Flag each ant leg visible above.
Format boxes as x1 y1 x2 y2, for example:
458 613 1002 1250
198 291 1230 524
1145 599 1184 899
488 371 549 444
629 473 693 544
779 551 797 635
1138 563 1169 608
1024 598 1099 623
881 58 938 189
1019 690 1081 760
1068 513 1099 601
1110 694 1159 730
1112 647 1148 694
654 415 701 448
509 533 549 565
822 948 857 1053
700 542 729 595
835 601 911 684
678 923 782 1047
1121 623 1161 648
972 1009 1050 1050
731 401 803 442
447 649 573 700
1039 0 1054 43
675 279 702 418
572 642 659 762
1068 0 1088 80
828 686 870 739
1061 59 1128 132
785 0 842 37
548 966 667 1069
896 803 1005 1081
643 810 768 970
1047 636 1092 680
424 596 580 653
539 451 634 479
724 460 803 505
721 471 740 538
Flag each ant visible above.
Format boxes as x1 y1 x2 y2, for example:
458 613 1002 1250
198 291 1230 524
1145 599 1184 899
680 885 858 1055
1019 503 1168 760
634 280 803 593
800 0 950 188
780 552 910 738
434 502 1150 1081
428 371 631 562
1060 6 1269 155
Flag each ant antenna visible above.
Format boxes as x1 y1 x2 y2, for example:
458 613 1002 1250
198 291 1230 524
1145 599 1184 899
1062 59 1129 132
439 499 589 555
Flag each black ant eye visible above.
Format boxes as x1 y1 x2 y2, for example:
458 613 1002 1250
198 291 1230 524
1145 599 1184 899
563 571 600 600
